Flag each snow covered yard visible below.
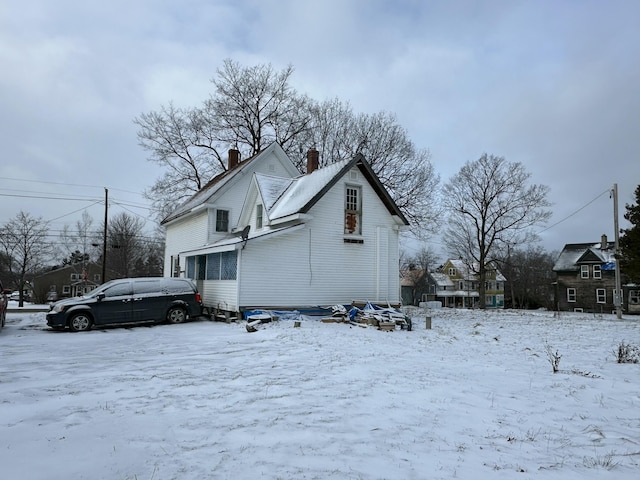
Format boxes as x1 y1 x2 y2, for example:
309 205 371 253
1 309 638 480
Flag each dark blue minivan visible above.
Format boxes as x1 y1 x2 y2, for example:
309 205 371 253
47 277 202 332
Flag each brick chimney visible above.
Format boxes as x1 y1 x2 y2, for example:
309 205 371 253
306 147 319 174
228 148 240 170
601 234 608 249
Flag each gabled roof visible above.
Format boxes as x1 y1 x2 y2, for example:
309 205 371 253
267 154 409 225
442 259 506 282
553 242 616 272
161 143 297 225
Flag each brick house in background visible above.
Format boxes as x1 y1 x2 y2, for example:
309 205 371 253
552 235 621 313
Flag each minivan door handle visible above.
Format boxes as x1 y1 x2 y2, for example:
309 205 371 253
133 297 143 302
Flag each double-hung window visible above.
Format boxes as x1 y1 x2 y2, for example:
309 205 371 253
581 265 589 279
344 186 362 235
596 288 606 304
593 265 601 279
216 209 229 232
567 288 577 302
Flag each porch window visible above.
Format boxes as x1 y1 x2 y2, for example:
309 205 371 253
197 256 206 280
593 265 601 279
567 288 576 302
581 265 589 278
216 209 230 232
186 256 196 279
256 204 263 229
205 251 237 280
596 288 606 304
344 186 362 235
629 290 640 305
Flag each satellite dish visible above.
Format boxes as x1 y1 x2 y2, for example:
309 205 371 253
239 225 250 248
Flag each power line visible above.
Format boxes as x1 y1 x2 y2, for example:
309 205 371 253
0 177 146 197
537 188 610 235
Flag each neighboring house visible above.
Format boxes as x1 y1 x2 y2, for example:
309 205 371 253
33 262 104 302
399 267 430 306
553 235 623 313
425 259 505 309
162 142 409 317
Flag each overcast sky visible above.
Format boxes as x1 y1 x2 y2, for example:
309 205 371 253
1 0 638 260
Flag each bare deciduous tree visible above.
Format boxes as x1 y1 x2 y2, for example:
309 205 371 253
0 211 51 306
443 154 551 308
105 212 146 279
400 245 439 305
135 60 440 237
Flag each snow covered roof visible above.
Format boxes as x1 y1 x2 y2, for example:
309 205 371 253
429 272 455 287
162 143 295 225
445 259 506 282
258 154 409 225
553 242 616 272
268 158 352 220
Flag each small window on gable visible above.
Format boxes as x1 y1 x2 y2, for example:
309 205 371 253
581 265 589 279
448 268 456 276
256 204 263 229
567 288 576 302
593 265 601 279
216 209 229 232
344 186 362 235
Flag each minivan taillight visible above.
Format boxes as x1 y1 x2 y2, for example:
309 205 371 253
195 293 202 304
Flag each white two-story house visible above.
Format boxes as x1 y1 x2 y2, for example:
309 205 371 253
161 142 409 318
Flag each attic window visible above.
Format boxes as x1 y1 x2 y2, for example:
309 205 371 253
344 186 362 235
256 204 263 229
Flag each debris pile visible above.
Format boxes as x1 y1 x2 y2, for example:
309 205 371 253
322 302 412 331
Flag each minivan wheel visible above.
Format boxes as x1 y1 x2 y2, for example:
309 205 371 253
69 313 92 332
167 307 186 324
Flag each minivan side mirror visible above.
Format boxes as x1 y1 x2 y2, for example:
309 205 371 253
96 293 106 301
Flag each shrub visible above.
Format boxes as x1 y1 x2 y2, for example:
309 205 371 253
614 341 639 364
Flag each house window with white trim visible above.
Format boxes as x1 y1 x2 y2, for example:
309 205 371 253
581 265 589 279
593 265 602 279
567 288 576 302
62 285 70 294
596 288 606 304
256 204 263 229
344 186 362 235
448 268 456 276
216 209 229 232
629 290 640 305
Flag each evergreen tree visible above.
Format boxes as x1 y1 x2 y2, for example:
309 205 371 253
619 185 640 283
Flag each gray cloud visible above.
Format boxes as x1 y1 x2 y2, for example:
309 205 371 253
1 0 638 255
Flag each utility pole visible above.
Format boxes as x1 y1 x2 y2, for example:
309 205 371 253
102 188 108 284
612 183 622 319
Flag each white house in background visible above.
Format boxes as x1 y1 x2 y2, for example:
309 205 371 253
161 142 409 318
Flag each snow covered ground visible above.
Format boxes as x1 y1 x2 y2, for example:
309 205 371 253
1 308 639 479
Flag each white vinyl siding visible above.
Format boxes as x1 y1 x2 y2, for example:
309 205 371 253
238 169 401 308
